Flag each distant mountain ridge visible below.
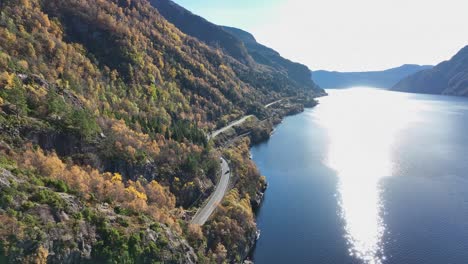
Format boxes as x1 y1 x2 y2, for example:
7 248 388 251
222 26 320 91
149 0 254 65
392 46 468 96
150 0 322 93
312 64 433 89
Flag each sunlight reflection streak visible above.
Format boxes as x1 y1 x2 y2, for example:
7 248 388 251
316 88 423 264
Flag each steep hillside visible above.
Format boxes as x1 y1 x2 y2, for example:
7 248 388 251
0 0 310 262
149 0 254 65
312 64 433 89
149 0 323 94
222 26 322 92
393 46 468 96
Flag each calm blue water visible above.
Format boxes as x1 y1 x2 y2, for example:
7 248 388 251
251 88 468 264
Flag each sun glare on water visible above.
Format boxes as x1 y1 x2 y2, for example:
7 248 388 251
314 88 425 264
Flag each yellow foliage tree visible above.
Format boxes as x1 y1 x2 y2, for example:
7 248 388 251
145 180 176 209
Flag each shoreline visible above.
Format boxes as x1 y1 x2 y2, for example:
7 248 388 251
202 94 323 263
241 100 321 263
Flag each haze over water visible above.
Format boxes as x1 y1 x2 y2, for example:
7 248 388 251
251 88 468 264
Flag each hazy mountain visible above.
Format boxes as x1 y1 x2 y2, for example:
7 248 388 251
393 46 468 96
312 64 433 89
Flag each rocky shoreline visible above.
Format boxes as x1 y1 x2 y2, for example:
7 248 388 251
210 96 321 263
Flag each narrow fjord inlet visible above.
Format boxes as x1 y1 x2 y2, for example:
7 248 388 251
251 88 468 264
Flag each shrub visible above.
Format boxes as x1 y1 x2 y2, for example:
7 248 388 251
43 178 69 193
0 194 13 208
21 201 35 211
116 217 129 227
31 189 66 210
0 156 15 169
114 206 133 216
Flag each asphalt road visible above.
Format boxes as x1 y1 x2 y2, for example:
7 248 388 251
208 115 253 140
191 157 230 225
264 98 285 108
192 108 273 225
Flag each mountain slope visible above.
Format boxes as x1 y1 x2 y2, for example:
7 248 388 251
149 0 254 65
150 0 323 94
0 0 305 262
392 46 468 96
222 26 322 92
312 64 433 89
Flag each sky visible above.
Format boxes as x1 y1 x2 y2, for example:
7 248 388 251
172 0 468 72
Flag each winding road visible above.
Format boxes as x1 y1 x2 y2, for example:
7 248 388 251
191 157 230 225
264 98 285 108
191 115 254 225
192 100 284 225
208 115 253 140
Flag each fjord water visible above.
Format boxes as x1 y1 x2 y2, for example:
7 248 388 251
251 88 468 264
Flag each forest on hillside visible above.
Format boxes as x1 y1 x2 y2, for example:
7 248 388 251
0 0 320 262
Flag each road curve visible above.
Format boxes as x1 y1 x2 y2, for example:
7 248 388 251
264 98 285 108
191 157 230 225
192 98 293 225
193 100 287 224
192 115 254 225
208 115 253 140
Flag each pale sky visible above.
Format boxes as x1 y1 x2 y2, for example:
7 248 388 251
172 0 468 72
